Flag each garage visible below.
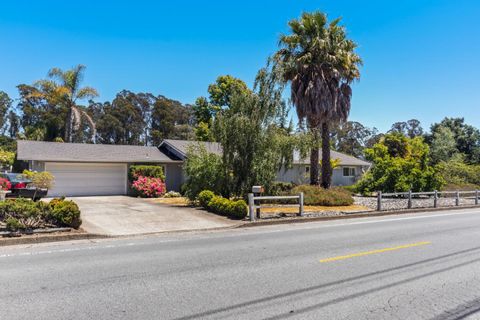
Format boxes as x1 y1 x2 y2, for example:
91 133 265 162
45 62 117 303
45 162 127 197
16 140 181 197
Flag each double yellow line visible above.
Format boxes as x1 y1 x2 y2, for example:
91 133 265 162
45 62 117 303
319 241 431 263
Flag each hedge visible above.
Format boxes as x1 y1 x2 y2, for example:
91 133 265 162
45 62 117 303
197 190 247 220
129 165 165 181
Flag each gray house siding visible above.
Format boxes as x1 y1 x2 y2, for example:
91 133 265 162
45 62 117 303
276 164 366 186
165 163 184 192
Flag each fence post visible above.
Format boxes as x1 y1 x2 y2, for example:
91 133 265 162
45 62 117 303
248 193 255 222
476 190 479 205
299 192 304 217
434 190 438 208
456 191 460 206
408 190 412 209
377 191 382 211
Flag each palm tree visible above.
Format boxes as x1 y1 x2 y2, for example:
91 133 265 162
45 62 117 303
274 12 362 188
34 65 98 143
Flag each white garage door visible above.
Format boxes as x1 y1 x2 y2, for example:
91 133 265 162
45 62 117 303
45 162 127 197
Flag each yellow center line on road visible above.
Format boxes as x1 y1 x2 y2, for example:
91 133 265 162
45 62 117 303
319 241 431 263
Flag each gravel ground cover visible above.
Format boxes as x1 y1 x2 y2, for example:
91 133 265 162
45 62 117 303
355 196 478 211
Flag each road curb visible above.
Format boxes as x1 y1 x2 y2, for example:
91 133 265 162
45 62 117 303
239 205 480 228
0 233 111 247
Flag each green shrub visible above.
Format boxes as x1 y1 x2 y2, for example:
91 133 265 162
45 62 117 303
267 182 296 196
291 185 354 206
49 197 66 209
129 165 165 181
5 217 25 231
49 199 82 229
206 195 247 219
207 196 227 215
0 198 42 220
356 133 444 193
198 190 215 208
230 200 248 220
435 158 480 190
0 198 82 230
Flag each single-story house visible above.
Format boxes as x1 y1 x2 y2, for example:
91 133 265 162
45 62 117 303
276 150 371 186
16 139 370 197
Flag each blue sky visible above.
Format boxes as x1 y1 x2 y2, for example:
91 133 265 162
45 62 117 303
0 0 479 132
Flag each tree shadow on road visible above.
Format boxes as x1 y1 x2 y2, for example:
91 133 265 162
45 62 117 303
174 246 480 320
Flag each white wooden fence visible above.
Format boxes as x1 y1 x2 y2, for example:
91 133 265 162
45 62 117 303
247 193 304 221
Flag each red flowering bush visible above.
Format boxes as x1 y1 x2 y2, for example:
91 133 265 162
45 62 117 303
0 178 11 191
131 176 166 198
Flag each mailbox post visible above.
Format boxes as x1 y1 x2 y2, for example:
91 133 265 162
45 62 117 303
252 185 264 219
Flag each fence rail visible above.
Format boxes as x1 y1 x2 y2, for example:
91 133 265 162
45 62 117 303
248 193 304 221
377 190 480 211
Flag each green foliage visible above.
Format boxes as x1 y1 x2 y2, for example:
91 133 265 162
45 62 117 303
356 133 444 193
429 117 480 164
202 194 247 220
213 68 297 197
429 126 457 164
0 198 78 230
230 200 248 220
183 144 225 200
291 185 354 206
129 165 165 181
197 190 215 208
49 198 82 229
388 119 423 138
207 75 250 108
266 182 296 196
0 149 15 166
192 97 217 124
0 91 11 132
150 95 193 145
194 121 214 142
332 121 379 158
435 156 480 189
0 136 16 152
31 171 55 189
5 217 25 231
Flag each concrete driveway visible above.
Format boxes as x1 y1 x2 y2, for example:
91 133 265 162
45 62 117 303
69 196 239 236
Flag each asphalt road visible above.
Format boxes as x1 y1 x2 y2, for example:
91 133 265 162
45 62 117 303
2 209 480 319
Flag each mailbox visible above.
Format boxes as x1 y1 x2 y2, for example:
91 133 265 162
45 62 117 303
252 186 264 194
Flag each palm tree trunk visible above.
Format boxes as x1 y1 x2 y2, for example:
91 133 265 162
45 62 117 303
65 107 73 143
321 122 332 188
309 128 320 185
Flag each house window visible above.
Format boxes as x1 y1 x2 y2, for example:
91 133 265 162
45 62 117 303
305 166 310 174
343 167 356 177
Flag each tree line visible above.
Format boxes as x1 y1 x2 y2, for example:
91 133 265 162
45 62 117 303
0 65 479 168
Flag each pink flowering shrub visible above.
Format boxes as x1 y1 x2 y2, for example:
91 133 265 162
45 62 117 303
0 178 11 191
131 176 166 198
